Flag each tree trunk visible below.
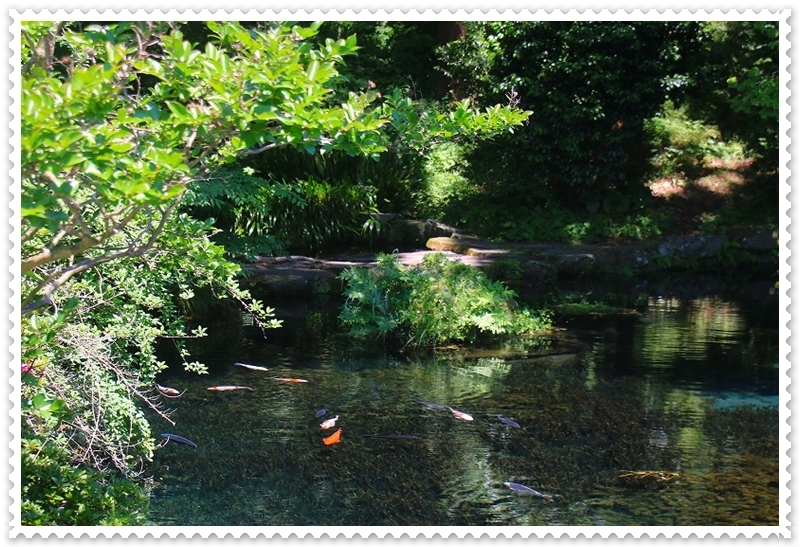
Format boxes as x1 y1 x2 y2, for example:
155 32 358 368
437 21 467 100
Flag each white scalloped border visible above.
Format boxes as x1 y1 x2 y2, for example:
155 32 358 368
6 7 792 539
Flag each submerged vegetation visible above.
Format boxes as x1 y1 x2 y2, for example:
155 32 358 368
339 253 552 347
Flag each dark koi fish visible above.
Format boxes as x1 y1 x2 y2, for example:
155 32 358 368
504 481 553 501
161 433 198 449
414 399 448 412
449 407 474 421
272 377 309 383
207 385 254 392
315 408 328 418
233 362 270 372
497 415 521 428
362 434 421 440
156 384 185 398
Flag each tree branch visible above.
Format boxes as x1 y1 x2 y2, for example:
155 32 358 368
237 141 279 157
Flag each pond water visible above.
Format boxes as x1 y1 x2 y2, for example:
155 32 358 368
144 278 780 527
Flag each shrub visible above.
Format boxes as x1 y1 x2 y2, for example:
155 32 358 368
21 436 148 526
645 101 746 179
339 253 551 347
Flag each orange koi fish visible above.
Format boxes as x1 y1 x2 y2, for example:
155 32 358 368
271 377 309 383
449 407 474 421
322 428 342 446
207 385 254 392
156 384 185 398
320 415 339 429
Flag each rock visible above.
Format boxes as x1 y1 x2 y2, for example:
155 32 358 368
738 228 778 251
657 235 726 259
425 219 458 238
243 256 336 297
395 219 428 246
426 237 474 254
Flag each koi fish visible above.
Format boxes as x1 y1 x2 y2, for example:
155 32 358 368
362 434 421 440
504 481 553 501
233 362 270 372
414 399 448 411
322 428 342 446
315 408 328 418
161 433 198 449
272 377 309 383
156 384 185 398
207 385 254 392
320 415 339 429
497 415 521 428
449 407 474 421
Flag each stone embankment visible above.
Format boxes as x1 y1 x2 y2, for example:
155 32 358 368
242 219 778 297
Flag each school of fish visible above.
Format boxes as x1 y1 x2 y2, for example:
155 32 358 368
158 362 553 500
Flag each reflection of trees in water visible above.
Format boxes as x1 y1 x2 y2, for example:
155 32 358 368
147 298 778 526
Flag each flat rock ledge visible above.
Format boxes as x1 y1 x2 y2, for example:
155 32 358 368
242 226 777 297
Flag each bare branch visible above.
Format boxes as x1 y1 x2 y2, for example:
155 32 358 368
237 141 279 157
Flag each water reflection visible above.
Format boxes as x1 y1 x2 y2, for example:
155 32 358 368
145 290 779 526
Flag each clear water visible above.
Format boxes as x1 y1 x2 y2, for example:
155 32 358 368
144 284 780 526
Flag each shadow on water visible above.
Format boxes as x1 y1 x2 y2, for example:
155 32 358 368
144 280 780 526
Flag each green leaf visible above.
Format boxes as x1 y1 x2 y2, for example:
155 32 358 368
165 101 189 119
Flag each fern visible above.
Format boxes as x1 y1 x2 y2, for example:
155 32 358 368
184 167 385 255
339 253 552 347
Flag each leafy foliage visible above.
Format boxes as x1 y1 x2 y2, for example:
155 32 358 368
339 253 551 346
19 19 530 525
645 101 746 179
313 21 441 99
21 435 148 526
185 166 384 255
680 21 780 161
437 21 696 208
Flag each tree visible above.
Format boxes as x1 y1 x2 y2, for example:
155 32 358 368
436 21 701 210
679 21 780 162
19 20 530 524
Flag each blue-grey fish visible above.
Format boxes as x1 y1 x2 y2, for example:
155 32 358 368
414 399 448 412
497 415 521 428
161 433 198 449
315 408 328 417
504 481 553 500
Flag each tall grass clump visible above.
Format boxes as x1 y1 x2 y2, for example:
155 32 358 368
339 253 551 347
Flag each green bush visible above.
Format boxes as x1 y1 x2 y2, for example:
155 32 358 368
339 253 551 347
21 436 148 526
418 142 477 217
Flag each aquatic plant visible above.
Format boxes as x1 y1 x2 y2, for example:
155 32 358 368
339 253 552 346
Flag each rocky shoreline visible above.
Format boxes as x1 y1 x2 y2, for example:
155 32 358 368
241 219 778 297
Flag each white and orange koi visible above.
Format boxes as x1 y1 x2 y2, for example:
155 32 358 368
207 385 254 392
233 362 270 372
449 407 474 421
156 384 185 398
271 377 309 383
